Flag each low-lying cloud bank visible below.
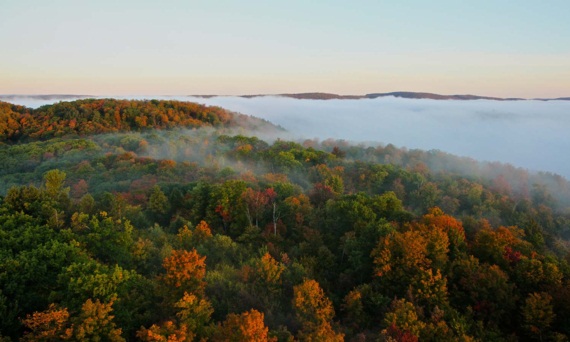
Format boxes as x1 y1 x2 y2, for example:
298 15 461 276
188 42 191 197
189 96 570 179
4 95 570 179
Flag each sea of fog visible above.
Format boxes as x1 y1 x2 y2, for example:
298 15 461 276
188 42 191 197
5 95 570 179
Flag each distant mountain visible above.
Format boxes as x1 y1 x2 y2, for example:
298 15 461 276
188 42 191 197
363 91 526 101
191 92 568 101
0 94 92 101
534 97 570 101
242 92 532 101
3 93 570 102
267 92 363 100
191 93 363 100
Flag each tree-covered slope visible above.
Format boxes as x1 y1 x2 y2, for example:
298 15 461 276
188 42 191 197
1 99 570 341
0 99 280 142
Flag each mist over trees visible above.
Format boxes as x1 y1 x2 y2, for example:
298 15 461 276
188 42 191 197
2 99 570 341
187 95 570 179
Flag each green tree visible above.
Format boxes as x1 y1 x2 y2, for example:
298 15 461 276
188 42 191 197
522 292 555 341
148 185 170 224
381 298 425 340
44 169 69 200
175 292 213 338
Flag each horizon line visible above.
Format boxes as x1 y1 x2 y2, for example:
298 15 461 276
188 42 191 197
1 91 569 102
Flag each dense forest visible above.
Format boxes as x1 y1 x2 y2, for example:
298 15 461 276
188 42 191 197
1 99 570 341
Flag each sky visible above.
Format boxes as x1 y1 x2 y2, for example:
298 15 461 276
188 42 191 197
1 0 569 97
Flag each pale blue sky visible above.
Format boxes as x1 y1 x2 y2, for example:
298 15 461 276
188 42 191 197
1 0 569 97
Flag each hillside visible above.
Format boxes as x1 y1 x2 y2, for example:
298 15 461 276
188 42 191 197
1 99 570 341
0 99 281 142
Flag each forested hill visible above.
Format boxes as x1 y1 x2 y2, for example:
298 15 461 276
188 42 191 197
2 98 570 341
0 99 279 142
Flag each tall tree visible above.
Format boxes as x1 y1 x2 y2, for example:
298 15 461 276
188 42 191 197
293 279 344 341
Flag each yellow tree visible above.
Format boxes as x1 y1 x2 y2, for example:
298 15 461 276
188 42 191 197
177 221 213 250
522 292 555 341
255 253 285 289
175 292 213 337
419 207 462 263
372 230 430 292
242 252 286 313
373 224 450 311
293 279 344 341
71 298 124 342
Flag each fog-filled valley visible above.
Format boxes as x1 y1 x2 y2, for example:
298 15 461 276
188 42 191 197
2 97 570 341
189 96 570 179
7 95 570 179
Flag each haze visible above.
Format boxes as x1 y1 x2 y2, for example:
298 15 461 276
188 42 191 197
190 96 570 180
5 95 570 179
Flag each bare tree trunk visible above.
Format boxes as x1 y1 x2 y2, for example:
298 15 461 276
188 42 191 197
245 207 253 228
272 202 278 236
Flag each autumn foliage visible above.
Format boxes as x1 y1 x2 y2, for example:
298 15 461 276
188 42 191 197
136 321 193 342
20 304 72 341
0 99 233 142
3 99 570 340
214 309 275 342
162 249 207 292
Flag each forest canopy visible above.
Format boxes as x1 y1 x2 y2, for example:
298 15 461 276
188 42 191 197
1 99 570 341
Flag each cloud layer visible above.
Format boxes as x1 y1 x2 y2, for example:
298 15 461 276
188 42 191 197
188 96 570 179
5 95 570 179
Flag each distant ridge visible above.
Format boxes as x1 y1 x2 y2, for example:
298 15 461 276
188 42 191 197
364 91 525 101
267 92 362 100
0 94 92 100
534 97 570 101
191 92 567 101
190 93 362 100
2 93 569 102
